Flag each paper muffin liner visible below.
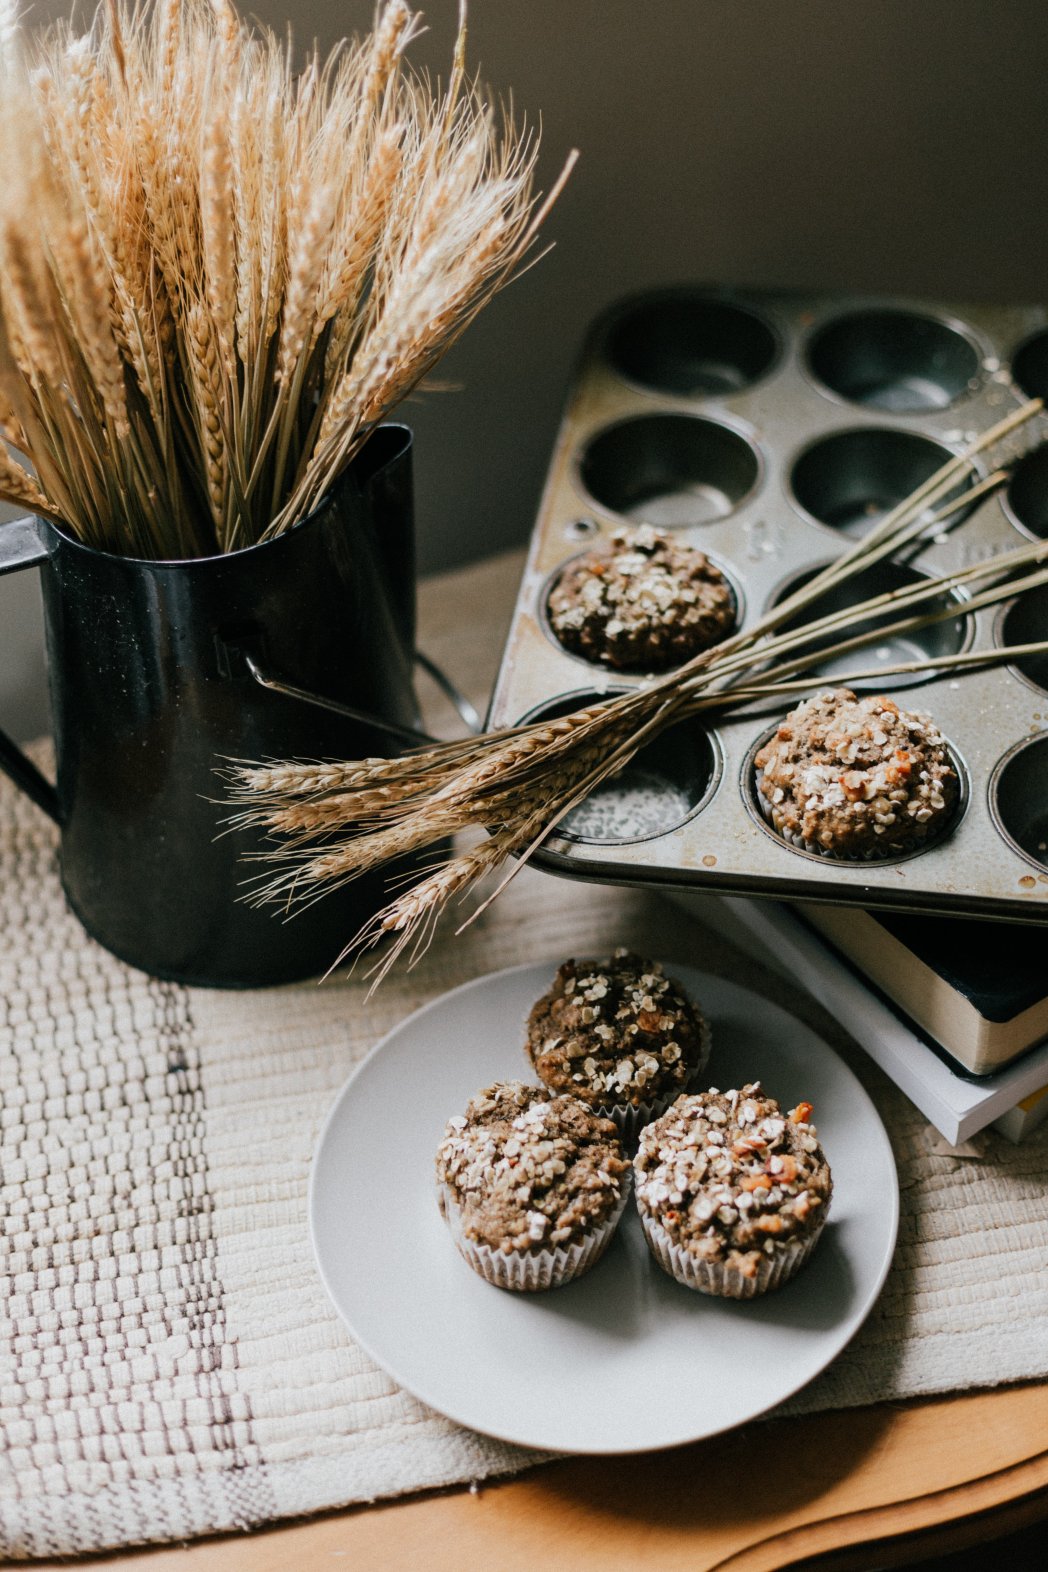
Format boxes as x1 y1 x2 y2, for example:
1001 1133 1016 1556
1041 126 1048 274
439 1178 631 1292
754 769 932 863
542 1016 713 1148
639 1208 827 1299
597 1095 677 1146
597 1018 712 1143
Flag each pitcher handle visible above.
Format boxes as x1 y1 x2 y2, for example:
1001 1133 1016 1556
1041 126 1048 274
244 654 435 747
0 516 62 823
241 649 482 746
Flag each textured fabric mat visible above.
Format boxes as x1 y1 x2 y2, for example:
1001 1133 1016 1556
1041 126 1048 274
2 552 1047 1560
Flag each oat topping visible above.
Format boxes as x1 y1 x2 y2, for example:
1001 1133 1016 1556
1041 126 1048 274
754 688 958 857
435 1081 629 1254
548 525 735 671
633 1084 832 1279
526 950 709 1109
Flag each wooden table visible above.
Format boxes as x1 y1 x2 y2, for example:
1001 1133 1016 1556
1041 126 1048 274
10 552 1048 1572
15 1383 1048 1571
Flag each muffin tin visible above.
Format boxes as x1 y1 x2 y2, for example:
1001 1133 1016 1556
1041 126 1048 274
487 288 1048 924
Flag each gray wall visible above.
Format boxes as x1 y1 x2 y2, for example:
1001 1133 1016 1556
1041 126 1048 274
3 0 1048 739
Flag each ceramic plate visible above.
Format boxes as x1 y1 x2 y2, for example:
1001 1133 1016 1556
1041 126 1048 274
310 961 898 1454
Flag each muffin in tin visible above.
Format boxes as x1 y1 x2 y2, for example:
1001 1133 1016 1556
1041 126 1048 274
754 687 958 860
526 950 711 1140
435 1081 630 1291
634 1083 832 1298
547 524 736 670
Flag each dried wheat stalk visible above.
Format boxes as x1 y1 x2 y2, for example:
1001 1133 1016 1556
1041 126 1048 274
0 0 571 556
223 399 1048 982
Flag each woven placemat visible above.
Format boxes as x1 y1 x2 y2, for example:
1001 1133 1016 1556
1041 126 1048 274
3 553 1047 1560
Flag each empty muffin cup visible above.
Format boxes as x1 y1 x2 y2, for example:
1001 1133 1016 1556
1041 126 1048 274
998 584 1048 695
768 559 970 690
523 692 720 844
789 428 977 539
579 414 761 527
1005 442 1048 541
1011 329 1048 403
991 735 1048 872
605 293 780 398
807 309 981 412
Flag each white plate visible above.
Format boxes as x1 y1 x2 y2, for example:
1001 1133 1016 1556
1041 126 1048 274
310 961 898 1455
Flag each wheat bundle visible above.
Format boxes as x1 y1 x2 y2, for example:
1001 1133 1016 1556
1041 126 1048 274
0 0 571 556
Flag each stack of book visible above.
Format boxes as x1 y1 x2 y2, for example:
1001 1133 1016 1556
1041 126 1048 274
670 893 1048 1145
795 905 1048 1141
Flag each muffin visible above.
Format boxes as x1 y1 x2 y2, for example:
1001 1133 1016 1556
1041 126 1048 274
547 524 735 670
435 1081 630 1291
525 950 711 1141
754 688 958 859
634 1084 832 1298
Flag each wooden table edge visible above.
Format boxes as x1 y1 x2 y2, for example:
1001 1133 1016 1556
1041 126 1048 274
716 1432 1048 1569
9 1381 1048 1571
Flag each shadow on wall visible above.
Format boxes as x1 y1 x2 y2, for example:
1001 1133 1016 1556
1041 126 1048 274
3 0 1048 740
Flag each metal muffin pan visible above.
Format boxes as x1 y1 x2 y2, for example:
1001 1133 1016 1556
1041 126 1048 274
487 288 1048 924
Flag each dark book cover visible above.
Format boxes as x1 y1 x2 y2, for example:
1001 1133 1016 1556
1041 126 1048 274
863 912 1047 1024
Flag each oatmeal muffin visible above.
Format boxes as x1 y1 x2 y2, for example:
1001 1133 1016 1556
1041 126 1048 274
754 688 958 859
634 1084 832 1298
547 524 735 670
435 1081 630 1291
526 950 711 1140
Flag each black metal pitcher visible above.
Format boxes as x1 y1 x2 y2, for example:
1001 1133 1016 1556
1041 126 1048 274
0 424 420 987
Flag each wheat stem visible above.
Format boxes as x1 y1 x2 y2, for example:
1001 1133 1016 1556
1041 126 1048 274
225 401 1048 980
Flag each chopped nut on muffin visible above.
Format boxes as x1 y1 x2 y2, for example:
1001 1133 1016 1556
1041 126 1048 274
754 688 958 859
435 1081 630 1290
525 950 710 1139
634 1083 832 1297
547 524 735 670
